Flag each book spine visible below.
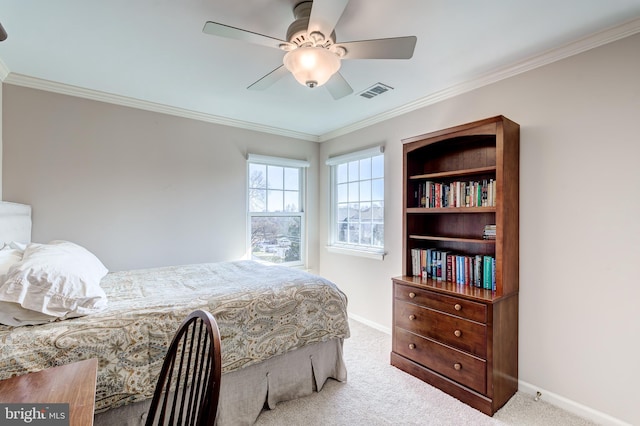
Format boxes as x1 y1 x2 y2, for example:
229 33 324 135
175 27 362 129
464 256 470 286
451 254 457 284
483 256 491 289
492 257 496 291
475 255 482 287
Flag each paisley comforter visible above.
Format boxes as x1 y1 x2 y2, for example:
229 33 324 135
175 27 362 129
0 260 350 412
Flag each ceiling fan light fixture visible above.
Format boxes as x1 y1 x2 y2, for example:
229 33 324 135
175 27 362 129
283 46 341 88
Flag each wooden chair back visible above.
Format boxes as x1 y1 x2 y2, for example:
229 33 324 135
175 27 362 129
145 310 221 426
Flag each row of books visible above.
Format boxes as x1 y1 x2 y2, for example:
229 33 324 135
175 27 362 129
414 179 496 208
411 248 496 290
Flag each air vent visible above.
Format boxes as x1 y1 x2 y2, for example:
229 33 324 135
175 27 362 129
359 83 393 99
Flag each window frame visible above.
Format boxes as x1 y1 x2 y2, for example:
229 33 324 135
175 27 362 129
247 154 308 267
326 146 386 260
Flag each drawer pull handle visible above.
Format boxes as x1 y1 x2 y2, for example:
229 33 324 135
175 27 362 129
409 292 416 299
454 303 462 311
408 343 416 350
454 330 462 338
453 363 462 371
409 314 416 321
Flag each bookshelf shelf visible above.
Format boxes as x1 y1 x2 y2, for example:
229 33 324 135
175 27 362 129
406 206 496 214
409 235 495 245
409 165 497 180
391 116 520 416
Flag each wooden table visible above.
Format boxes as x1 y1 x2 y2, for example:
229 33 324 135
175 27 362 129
0 358 98 426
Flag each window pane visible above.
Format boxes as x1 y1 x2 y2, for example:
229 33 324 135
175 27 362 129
348 160 359 181
249 164 267 189
267 166 284 190
348 182 359 202
372 154 384 178
372 178 384 201
348 204 360 222
250 216 301 263
337 183 348 203
250 189 266 212
372 223 384 247
360 180 371 202
371 201 384 221
267 190 283 212
360 223 372 245
337 223 347 243
359 158 371 180
284 168 299 191
336 163 348 184
337 202 348 243
284 190 299 212
348 224 359 244
360 202 372 223
337 203 349 222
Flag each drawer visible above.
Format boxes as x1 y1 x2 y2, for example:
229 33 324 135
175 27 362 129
395 300 487 358
395 283 487 323
394 327 486 394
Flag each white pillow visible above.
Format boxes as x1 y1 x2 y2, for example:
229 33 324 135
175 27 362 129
0 301 57 326
0 240 109 320
0 244 24 285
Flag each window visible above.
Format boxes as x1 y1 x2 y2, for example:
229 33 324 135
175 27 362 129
327 146 385 259
247 154 308 266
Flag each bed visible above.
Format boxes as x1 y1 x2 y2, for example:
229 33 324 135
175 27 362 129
0 201 350 425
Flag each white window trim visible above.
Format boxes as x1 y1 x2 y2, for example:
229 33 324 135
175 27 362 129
326 146 386 260
326 244 386 260
248 153 310 168
325 146 384 166
247 154 308 267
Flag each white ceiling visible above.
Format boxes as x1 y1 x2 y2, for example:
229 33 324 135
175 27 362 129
1 0 640 141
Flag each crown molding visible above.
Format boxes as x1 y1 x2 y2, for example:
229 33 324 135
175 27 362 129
318 16 640 142
2 73 320 142
0 57 9 81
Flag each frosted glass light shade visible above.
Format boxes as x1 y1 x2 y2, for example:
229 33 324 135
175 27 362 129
283 47 341 88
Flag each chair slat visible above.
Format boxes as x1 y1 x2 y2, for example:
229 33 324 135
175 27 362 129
146 310 222 426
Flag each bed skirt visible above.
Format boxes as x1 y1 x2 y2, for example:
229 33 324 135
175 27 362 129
94 338 347 426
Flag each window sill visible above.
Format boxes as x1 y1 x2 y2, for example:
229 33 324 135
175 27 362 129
325 245 386 260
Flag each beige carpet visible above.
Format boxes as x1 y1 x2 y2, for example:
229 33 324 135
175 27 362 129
254 319 596 426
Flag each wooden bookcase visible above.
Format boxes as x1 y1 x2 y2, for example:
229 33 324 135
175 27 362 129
391 115 519 416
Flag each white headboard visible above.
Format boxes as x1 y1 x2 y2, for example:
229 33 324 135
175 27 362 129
0 201 32 244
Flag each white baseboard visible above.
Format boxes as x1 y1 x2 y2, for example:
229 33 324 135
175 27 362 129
347 312 391 335
518 380 631 426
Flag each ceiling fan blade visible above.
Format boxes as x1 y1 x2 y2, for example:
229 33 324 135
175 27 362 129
325 72 353 100
337 36 417 59
203 21 288 50
308 0 349 38
247 65 290 91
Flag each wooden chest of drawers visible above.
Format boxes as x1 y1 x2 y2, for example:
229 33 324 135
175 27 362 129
391 279 518 416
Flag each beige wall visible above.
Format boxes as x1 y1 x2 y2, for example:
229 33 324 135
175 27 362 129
319 33 640 425
0 81 3 198
2 87 320 271
2 32 639 426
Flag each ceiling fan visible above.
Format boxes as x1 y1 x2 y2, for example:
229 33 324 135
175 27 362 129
202 0 417 100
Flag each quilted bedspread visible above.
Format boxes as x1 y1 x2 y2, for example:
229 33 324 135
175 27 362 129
0 260 350 412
